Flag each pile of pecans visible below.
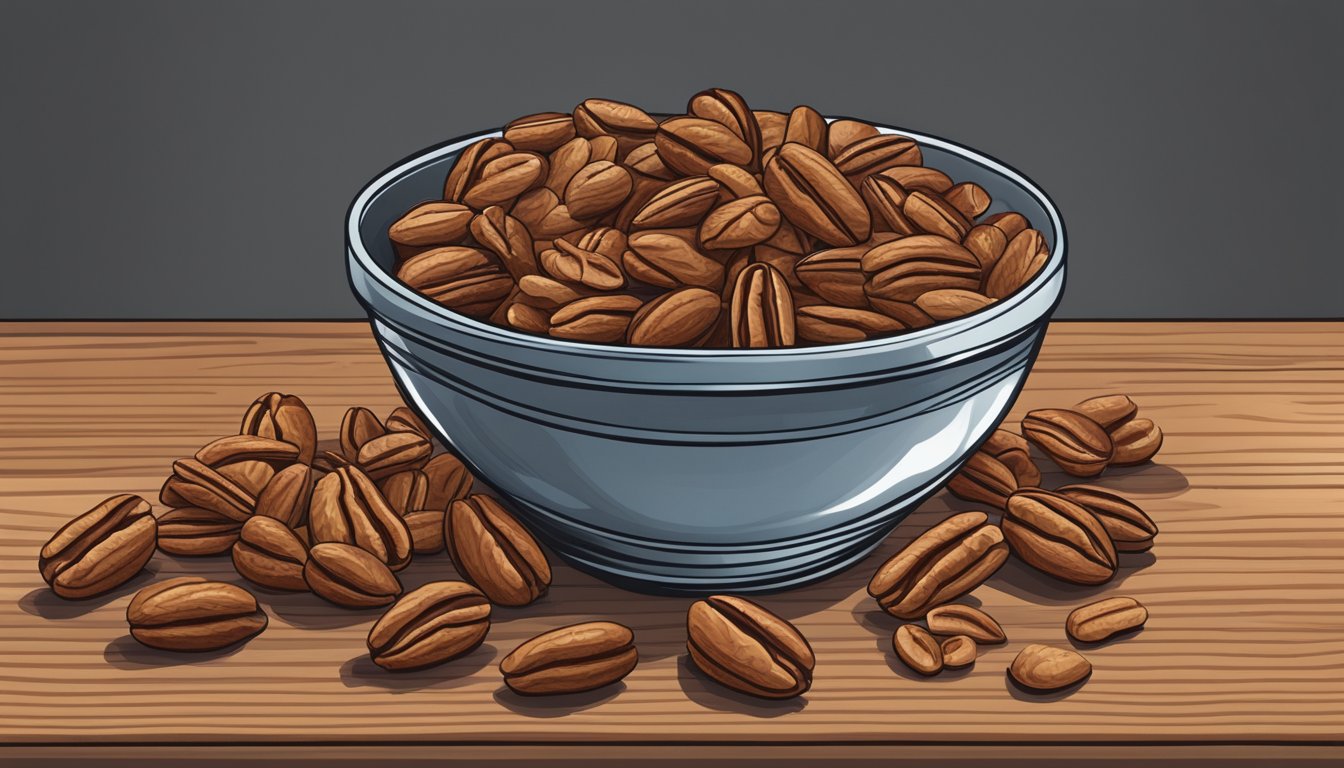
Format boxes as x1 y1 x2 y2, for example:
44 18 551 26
875 393 1164 690
35 391 1163 700
388 89 1051 347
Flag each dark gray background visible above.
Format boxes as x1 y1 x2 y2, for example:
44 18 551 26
3 0 1340 319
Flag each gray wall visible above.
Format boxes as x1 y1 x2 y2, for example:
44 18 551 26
3 0 1340 319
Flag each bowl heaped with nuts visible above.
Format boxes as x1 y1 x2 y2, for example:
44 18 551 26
346 89 1066 594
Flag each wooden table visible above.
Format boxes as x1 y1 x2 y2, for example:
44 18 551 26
2 321 1340 766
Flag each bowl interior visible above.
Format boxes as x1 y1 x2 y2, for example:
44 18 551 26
348 119 1066 361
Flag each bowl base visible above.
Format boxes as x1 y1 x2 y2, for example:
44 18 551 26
510 495 919 596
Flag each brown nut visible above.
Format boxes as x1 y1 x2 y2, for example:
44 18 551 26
687 595 814 699
516 273 593 310
232 515 309 592
876 165 954 194
388 201 474 250
1066 596 1149 643
367 581 491 671
1072 394 1139 432
541 239 627 291
795 305 906 344
443 137 513 202
159 475 191 507
170 458 257 522
463 151 548 210
981 428 1041 488
699 195 781 250
355 431 432 481
395 247 514 318
572 98 658 155
867 296 936 328
470 206 539 280
626 287 722 347
755 110 788 152
783 105 828 154
939 635 978 669
985 227 1049 299
655 116 754 176
982 211 1031 241
963 224 1008 274
339 406 386 463
507 301 551 333
504 112 576 153
915 289 995 321
862 235 982 304
385 406 433 441
501 621 638 695
156 507 242 556
304 542 403 608
753 220 821 295
833 134 923 184
1057 485 1159 552
379 469 429 517
251 463 312 528
39 494 157 599
729 262 795 349
549 294 644 343
689 88 762 169
240 392 318 465
564 160 633 219
309 465 413 571
631 176 722 228
1003 489 1118 585
1009 644 1092 692
707 163 765 199
126 577 268 651
945 451 1018 509
867 511 1009 619
764 143 871 247
545 136 592 194
826 118 880 159
623 231 724 290
1109 418 1164 466
422 453 474 510
445 493 551 606
861 174 917 235
404 509 447 554
624 142 675 180
893 623 943 676
925 604 1007 645
214 460 275 498
512 187 586 240
944 182 992 219
795 244 871 308
1022 408 1114 477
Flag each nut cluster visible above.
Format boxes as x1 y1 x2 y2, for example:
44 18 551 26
874 392 1164 689
388 89 1051 348
36 389 1164 701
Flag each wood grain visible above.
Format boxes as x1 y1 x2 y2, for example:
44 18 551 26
1 321 1341 763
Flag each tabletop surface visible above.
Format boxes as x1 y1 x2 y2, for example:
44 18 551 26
1 321 1341 765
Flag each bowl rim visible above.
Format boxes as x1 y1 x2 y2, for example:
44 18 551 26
346 117 1067 359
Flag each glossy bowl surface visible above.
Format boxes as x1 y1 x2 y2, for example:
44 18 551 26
347 120 1066 594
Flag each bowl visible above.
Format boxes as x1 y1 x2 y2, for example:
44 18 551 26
346 119 1066 595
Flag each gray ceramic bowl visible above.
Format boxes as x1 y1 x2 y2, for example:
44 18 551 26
346 120 1066 595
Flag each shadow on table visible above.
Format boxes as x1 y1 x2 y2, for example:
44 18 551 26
339 643 496 692
492 682 627 717
17 567 160 620
990 553 1157 606
675 656 807 717
103 633 249 668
